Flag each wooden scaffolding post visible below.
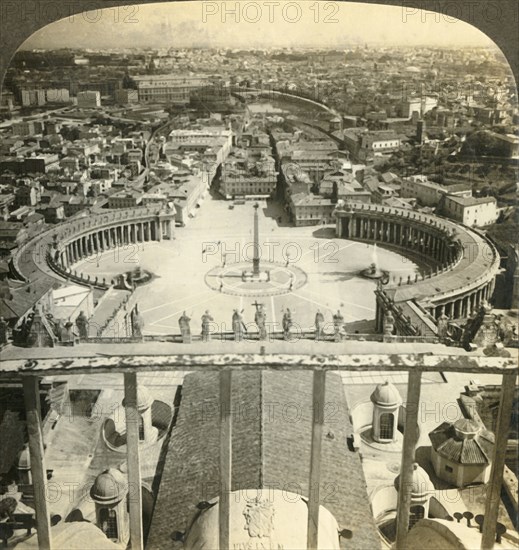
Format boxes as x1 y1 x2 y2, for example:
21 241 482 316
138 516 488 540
395 370 422 550
124 372 144 550
307 369 326 550
219 369 232 550
481 371 517 549
22 376 52 550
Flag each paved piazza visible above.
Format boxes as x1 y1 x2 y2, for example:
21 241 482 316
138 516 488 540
79 198 421 337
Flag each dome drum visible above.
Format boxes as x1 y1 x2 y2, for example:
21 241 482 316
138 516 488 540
90 468 128 505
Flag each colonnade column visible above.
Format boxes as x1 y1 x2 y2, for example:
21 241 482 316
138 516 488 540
461 296 468 318
489 278 496 298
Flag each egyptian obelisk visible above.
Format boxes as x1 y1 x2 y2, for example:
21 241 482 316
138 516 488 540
253 203 260 276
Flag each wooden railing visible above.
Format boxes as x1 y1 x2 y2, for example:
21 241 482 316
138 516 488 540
1 353 516 550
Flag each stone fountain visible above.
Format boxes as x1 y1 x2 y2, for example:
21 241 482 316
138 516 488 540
360 243 387 280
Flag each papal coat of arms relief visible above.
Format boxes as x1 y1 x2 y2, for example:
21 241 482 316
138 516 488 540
243 497 275 538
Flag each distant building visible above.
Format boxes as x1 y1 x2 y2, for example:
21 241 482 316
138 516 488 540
114 89 138 104
77 91 101 108
20 89 46 107
360 131 401 154
288 193 335 226
142 192 168 207
401 95 437 118
490 133 519 158
401 175 472 208
45 88 70 103
15 183 41 207
44 121 62 135
24 154 60 174
12 121 36 137
221 149 277 199
60 157 80 173
167 127 233 165
329 116 342 132
90 179 112 196
441 195 499 227
373 184 398 204
401 176 448 207
133 74 209 105
319 170 371 203
108 192 143 209
472 105 508 125
0 221 28 245
36 203 65 224
0 91 14 111
401 97 422 118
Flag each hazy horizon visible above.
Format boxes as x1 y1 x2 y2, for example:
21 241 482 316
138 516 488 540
20 1 499 51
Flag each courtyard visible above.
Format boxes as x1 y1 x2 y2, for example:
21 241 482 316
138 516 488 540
78 197 421 338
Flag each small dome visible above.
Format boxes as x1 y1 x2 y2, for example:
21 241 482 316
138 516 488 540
370 381 402 408
122 385 153 412
453 418 480 440
394 463 434 497
18 446 30 470
90 468 128 504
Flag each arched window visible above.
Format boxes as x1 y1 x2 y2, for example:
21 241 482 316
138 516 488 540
409 505 425 529
99 508 118 540
379 412 394 440
138 414 145 441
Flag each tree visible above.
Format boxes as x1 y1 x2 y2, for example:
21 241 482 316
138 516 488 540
122 73 137 90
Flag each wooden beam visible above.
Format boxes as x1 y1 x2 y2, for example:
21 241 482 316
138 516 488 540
2 353 516 377
395 370 422 550
219 370 232 550
307 369 326 550
481 371 517 550
124 372 143 550
22 376 52 550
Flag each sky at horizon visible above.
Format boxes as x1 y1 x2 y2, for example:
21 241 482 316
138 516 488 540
20 1 499 51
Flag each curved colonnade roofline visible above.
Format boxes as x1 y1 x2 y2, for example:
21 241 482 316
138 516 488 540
10 200 499 332
10 207 176 313
333 202 500 326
